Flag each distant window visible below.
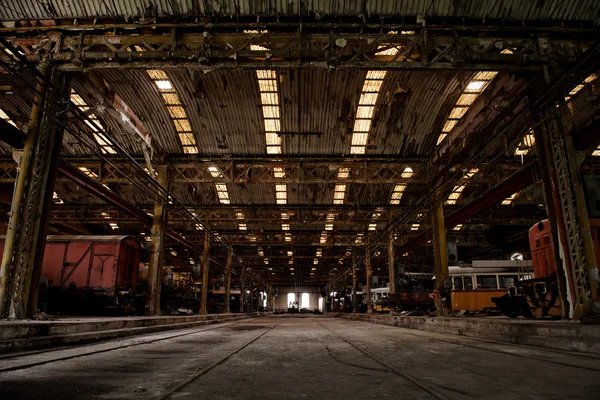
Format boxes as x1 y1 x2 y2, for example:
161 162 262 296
318 297 324 311
476 275 498 289
287 293 296 307
464 277 474 290
453 277 464 290
301 293 310 308
511 252 524 260
499 275 519 288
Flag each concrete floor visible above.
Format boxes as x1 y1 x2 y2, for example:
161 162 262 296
0 316 599 400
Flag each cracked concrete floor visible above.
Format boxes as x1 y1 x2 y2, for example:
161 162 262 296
0 316 599 400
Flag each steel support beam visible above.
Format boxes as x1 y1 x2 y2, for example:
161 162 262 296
537 107 599 319
0 66 71 319
200 234 211 315
388 232 396 296
224 249 232 314
365 239 373 314
432 197 450 316
352 259 357 313
146 164 170 316
11 31 590 72
240 267 246 313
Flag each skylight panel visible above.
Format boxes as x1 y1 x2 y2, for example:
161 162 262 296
401 168 413 179
464 81 486 93
515 132 536 156
147 71 198 153
155 80 173 91
0 109 16 127
565 74 597 101
356 106 375 119
446 170 478 205
351 133 368 146
436 71 498 146
501 192 518 205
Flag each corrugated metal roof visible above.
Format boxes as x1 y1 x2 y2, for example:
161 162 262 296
0 1 597 21
168 69 267 155
100 69 182 154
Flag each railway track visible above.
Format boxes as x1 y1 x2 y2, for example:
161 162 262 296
314 320 451 400
356 321 600 372
155 321 280 400
0 318 262 373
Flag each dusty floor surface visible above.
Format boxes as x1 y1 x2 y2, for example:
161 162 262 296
0 316 599 400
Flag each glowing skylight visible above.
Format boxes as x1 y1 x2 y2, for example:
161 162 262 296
351 71 387 155
256 70 282 154
52 192 64 204
501 192 519 205
70 90 116 155
565 74 597 102
0 108 16 128
437 72 498 145
515 131 536 156
333 184 347 205
146 70 198 154
78 167 98 178
446 168 479 205
208 166 231 205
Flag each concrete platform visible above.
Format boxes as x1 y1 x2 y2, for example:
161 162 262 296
1 316 598 400
0 313 252 353
334 312 600 353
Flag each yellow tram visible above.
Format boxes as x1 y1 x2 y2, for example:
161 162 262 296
449 260 533 312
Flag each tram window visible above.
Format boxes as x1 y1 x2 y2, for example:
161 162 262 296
499 275 518 288
476 275 498 289
464 277 474 290
453 277 463 290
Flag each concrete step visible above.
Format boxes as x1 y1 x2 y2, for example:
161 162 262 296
335 313 600 354
0 313 252 353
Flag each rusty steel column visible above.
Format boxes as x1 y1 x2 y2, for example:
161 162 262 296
146 164 170 316
535 107 599 319
365 240 373 314
200 233 211 315
0 66 72 320
533 124 573 318
224 249 232 314
388 232 396 296
240 267 246 313
432 198 450 316
249 274 254 313
352 258 357 313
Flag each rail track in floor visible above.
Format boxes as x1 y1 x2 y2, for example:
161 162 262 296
0 317 262 373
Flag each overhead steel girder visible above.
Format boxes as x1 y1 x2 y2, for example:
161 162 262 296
177 230 493 248
67 158 428 185
0 156 530 185
8 31 591 71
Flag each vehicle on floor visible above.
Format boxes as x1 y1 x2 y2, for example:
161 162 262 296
493 219 600 318
449 260 533 313
370 273 435 313
0 235 142 315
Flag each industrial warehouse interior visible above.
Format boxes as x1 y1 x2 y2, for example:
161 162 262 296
0 1 600 399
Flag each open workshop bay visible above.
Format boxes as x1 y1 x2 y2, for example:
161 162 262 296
0 316 598 400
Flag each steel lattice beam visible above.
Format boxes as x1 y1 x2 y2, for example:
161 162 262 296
6 30 592 72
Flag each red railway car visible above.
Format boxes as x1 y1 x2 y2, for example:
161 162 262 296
494 219 599 318
0 235 141 314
